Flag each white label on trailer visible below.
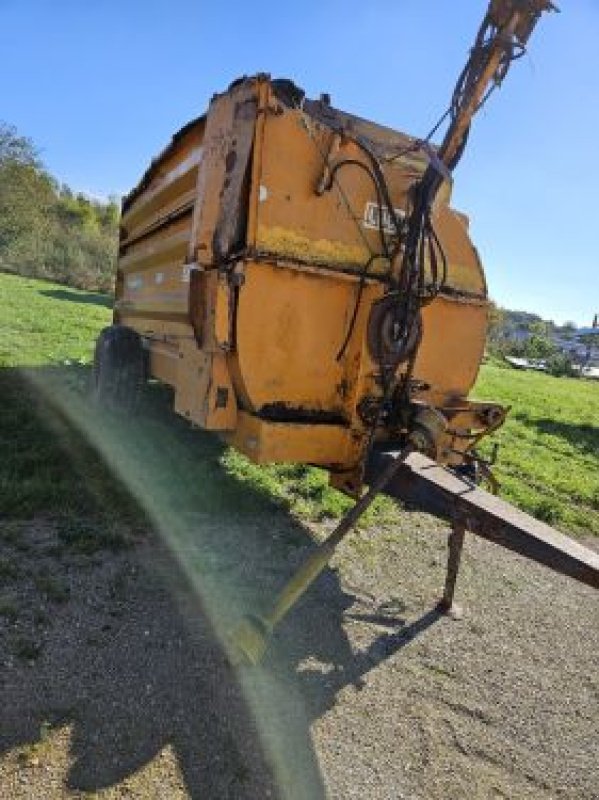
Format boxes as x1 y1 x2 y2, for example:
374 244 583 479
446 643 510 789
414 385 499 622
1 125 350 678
155 272 164 285
363 201 404 234
166 146 204 184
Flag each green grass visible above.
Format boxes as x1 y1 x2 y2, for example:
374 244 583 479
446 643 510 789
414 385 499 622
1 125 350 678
13 636 42 662
0 270 597 536
0 557 20 583
34 571 70 603
0 273 111 367
0 271 375 528
0 598 18 622
474 364 599 535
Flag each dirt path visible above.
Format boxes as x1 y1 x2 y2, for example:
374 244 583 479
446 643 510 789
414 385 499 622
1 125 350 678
0 513 597 799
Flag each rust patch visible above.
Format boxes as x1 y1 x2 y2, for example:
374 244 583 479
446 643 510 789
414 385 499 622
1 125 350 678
225 150 237 173
258 402 347 427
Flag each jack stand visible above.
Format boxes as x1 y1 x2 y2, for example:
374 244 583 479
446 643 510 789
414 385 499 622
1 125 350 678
231 445 414 665
438 519 466 619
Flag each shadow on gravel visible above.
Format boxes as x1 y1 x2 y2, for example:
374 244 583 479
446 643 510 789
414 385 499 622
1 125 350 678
281 600 443 719
0 530 282 798
0 366 441 799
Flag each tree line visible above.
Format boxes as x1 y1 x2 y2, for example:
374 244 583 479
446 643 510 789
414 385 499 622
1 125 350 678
0 122 118 292
487 304 594 377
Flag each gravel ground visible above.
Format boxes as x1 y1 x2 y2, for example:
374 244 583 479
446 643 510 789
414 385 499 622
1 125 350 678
0 512 597 799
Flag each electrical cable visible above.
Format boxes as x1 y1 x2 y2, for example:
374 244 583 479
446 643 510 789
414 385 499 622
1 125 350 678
335 254 378 361
383 4 536 416
324 159 392 259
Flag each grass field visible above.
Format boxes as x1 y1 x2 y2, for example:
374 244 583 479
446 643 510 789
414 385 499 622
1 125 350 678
474 364 598 535
1 271 597 536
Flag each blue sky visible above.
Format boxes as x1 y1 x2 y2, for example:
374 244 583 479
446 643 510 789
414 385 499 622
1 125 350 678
1 0 597 325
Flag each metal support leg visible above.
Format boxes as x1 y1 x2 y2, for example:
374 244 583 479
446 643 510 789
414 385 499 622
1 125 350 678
438 519 466 617
231 445 414 665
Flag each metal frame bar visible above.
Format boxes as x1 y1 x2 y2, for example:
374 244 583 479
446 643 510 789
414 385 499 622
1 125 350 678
366 450 599 591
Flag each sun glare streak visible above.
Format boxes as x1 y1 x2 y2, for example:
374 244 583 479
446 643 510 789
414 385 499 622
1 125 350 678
21 365 326 800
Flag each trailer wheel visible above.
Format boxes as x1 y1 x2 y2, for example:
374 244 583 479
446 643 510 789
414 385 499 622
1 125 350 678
93 325 146 411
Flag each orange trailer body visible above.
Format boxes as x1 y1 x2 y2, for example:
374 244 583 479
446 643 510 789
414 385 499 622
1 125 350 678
115 76 502 494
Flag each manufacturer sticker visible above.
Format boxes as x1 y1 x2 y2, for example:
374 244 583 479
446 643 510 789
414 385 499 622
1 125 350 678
363 201 404 234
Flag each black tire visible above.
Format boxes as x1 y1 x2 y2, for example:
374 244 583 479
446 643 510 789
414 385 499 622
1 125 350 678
93 325 146 411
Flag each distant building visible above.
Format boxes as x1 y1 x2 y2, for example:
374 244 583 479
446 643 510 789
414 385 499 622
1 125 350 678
502 313 599 377
571 315 599 369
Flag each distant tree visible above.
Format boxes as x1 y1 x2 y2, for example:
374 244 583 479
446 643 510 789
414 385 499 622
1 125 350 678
0 122 55 268
559 321 577 340
546 352 575 377
0 121 119 291
487 301 505 338
0 123 40 168
98 197 120 229
524 320 556 360
485 301 507 354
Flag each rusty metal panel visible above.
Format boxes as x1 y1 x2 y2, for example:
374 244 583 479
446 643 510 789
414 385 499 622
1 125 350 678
191 79 260 266
253 86 486 299
121 120 204 244
229 259 380 414
122 116 205 216
212 88 259 260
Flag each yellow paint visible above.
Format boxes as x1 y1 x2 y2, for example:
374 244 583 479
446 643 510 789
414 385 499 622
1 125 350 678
214 275 231 349
230 261 383 414
114 76 498 484
256 223 370 269
173 341 238 431
225 412 352 465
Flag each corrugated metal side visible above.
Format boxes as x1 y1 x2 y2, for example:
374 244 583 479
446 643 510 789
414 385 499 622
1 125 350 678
115 119 205 326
